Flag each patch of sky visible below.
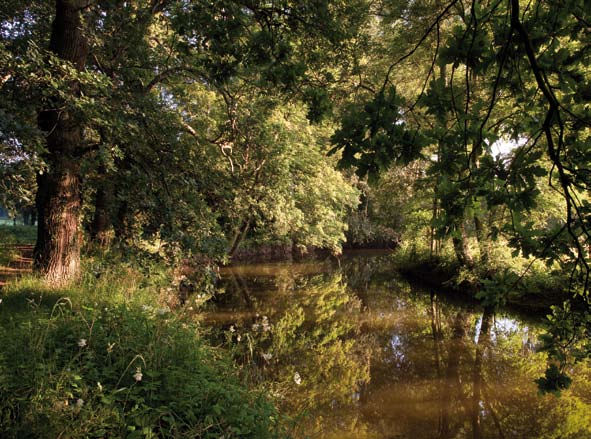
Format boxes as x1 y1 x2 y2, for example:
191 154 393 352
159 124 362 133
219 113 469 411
491 136 528 158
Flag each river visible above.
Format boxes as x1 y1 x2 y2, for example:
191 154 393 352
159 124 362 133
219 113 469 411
203 250 591 439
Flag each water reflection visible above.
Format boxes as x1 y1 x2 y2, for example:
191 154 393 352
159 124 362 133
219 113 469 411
204 252 591 438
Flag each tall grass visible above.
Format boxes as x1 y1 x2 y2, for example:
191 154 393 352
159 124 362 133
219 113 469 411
0 258 285 438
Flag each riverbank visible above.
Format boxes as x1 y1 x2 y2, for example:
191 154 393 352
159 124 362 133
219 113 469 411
230 242 569 315
0 257 285 438
393 251 572 315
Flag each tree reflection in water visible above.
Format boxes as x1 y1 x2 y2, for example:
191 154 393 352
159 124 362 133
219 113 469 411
206 252 591 438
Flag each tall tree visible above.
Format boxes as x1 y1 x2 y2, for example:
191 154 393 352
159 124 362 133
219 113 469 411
34 0 90 283
1 0 371 281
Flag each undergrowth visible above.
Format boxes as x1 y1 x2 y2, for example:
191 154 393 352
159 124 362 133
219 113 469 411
0 258 285 438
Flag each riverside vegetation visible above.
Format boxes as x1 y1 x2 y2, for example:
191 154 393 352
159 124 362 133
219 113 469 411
0 242 286 438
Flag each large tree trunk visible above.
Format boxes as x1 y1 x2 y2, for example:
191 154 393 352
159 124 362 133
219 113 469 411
34 0 89 283
35 159 82 283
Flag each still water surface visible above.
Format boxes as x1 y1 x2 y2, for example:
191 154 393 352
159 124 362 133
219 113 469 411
204 251 591 439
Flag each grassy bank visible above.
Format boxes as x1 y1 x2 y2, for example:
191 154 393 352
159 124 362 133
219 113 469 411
0 258 284 438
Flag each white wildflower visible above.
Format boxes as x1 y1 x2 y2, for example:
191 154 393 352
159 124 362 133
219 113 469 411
262 353 272 361
293 372 302 385
77 339 87 348
0 299 3 304
97 382 103 391
229 325 236 333
133 367 143 382
252 323 260 331
236 334 242 342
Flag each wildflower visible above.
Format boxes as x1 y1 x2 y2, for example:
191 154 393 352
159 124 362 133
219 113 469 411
236 334 242 342
97 382 103 392
262 353 272 361
252 323 260 331
76 398 84 408
229 325 236 333
77 339 87 348
0 299 3 304
293 372 302 385
133 367 143 382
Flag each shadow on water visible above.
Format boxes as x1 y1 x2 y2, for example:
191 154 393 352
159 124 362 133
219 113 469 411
204 251 591 439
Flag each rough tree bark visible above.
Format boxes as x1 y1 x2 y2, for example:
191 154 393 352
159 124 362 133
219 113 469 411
34 0 89 283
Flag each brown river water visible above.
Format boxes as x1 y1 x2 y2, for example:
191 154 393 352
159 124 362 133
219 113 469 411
203 251 591 439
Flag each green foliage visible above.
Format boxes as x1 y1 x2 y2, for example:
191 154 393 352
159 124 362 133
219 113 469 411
331 86 424 178
534 302 591 394
535 364 572 396
0 276 284 438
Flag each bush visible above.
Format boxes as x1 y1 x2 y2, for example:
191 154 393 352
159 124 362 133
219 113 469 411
0 279 284 438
